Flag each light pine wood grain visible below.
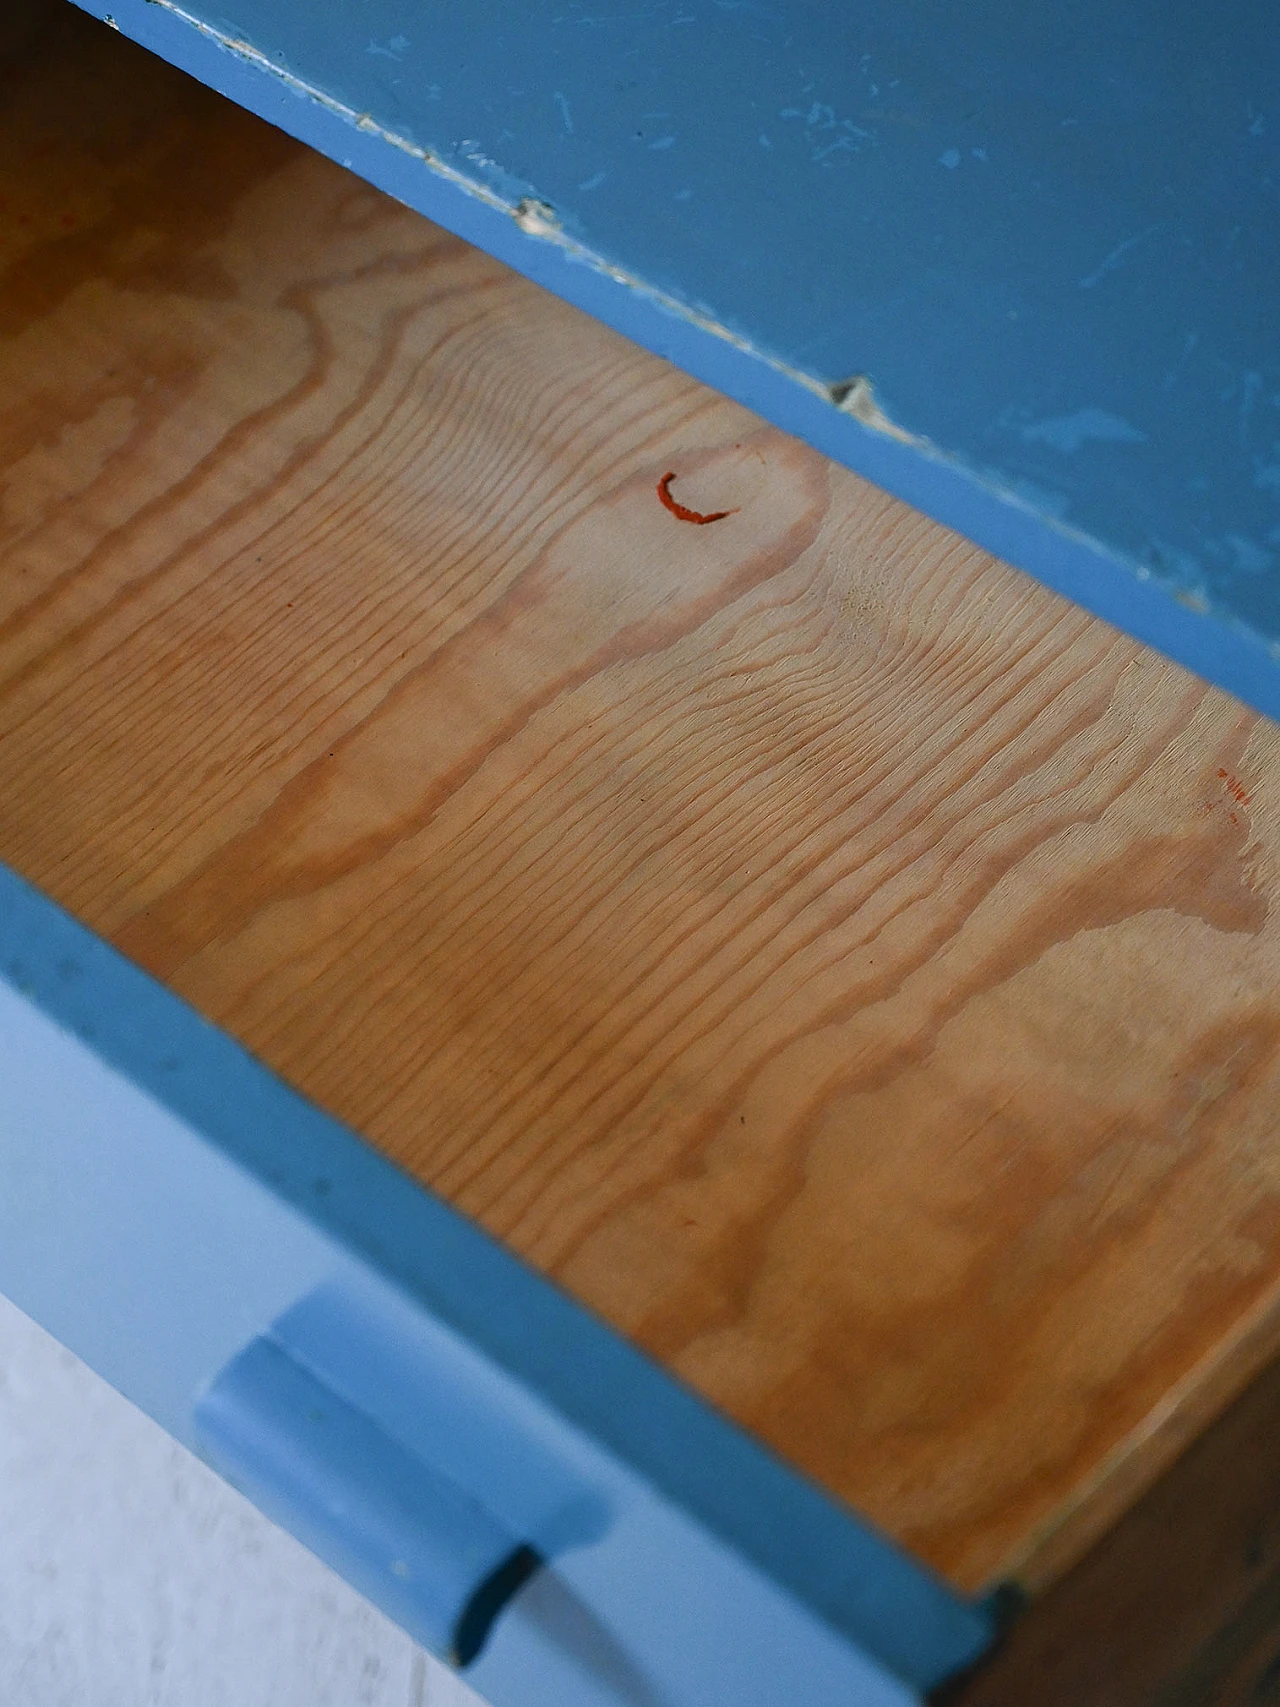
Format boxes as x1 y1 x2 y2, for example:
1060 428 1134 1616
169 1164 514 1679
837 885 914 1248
4 3 1280 1599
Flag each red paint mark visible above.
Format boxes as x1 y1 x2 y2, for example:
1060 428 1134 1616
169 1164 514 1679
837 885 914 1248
1231 813 1240 825
1217 768 1253 805
657 471 736 526
60 213 75 230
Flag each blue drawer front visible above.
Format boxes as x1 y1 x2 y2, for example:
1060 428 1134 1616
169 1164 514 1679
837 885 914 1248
0 862 996 1704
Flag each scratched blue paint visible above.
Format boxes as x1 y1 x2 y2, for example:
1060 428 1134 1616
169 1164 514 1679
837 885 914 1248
73 0 1280 714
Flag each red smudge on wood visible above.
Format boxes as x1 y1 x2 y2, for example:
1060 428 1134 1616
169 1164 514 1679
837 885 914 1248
657 471 736 526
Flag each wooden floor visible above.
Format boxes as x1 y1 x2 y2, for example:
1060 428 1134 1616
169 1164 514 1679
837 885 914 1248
4 0 1280 1609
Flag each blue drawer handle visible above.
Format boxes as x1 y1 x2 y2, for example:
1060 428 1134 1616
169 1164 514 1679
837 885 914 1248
195 1335 542 1665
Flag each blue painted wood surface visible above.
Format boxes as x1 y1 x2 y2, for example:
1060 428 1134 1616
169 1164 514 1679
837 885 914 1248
196 1331 541 1667
73 0 1280 715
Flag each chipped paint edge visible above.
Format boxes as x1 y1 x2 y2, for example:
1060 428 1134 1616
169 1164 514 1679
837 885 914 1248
133 0 1197 585
136 2 923 430
98 0 1280 712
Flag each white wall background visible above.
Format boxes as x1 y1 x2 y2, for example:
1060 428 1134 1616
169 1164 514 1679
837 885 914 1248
0 1290 486 1707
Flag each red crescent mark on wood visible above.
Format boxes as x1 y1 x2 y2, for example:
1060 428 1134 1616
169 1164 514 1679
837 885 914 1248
656 471 737 525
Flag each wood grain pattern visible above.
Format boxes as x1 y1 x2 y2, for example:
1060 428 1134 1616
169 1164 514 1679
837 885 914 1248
5 2 1280 1599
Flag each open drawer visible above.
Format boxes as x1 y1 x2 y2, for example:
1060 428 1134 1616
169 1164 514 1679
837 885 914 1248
3 7 1280 1703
